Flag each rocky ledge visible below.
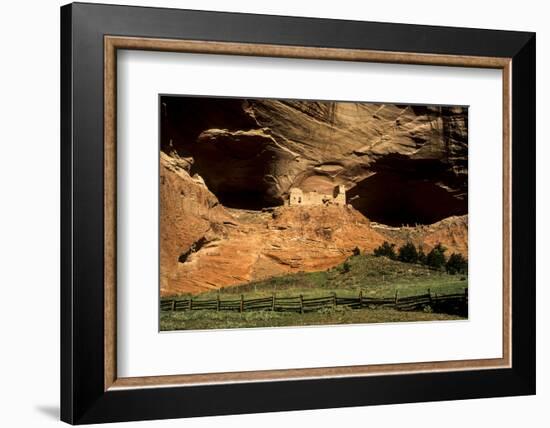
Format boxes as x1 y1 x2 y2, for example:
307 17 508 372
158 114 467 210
160 153 467 296
161 97 467 226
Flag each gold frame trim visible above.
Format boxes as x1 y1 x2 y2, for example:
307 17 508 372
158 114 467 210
104 36 512 391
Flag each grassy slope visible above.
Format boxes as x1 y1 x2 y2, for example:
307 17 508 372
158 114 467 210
172 255 467 300
160 255 467 331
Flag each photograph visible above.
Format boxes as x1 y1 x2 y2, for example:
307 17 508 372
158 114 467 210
159 96 469 331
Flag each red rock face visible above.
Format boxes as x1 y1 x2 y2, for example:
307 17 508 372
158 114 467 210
159 97 468 296
160 154 467 297
162 97 467 225
369 216 468 257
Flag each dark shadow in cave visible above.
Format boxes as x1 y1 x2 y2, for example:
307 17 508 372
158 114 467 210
161 95 258 154
213 190 274 211
161 95 284 210
348 156 467 226
160 97 468 216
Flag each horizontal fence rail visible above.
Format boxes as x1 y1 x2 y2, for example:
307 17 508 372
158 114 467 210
160 289 468 316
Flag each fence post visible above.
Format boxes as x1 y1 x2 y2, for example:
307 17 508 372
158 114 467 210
332 292 337 309
171 300 176 311
271 293 275 311
300 294 304 314
359 290 363 307
428 288 432 304
189 297 193 311
394 290 399 306
216 294 220 311
240 294 244 313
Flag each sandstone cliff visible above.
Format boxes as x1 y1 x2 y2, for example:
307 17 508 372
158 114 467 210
162 98 467 226
160 153 467 296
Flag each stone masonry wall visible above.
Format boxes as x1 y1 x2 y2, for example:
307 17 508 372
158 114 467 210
288 186 346 207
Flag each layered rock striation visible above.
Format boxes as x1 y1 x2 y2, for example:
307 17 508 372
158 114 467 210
160 97 468 296
160 152 467 296
161 97 467 225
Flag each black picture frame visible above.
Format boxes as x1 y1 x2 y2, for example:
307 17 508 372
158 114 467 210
61 2 535 424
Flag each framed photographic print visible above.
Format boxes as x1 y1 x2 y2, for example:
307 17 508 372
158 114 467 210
60 2 536 424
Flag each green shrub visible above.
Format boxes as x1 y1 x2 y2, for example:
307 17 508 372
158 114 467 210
397 242 418 263
426 243 447 270
373 241 397 260
340 261 351 274
445 253 468 275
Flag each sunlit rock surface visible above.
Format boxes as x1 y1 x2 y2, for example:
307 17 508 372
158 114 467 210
162 98 467 224
160 98 468 296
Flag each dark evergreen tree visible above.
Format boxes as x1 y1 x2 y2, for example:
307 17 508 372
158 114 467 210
426 243 447 269
373 241 397 260
445 253 468 275
397 242 418 263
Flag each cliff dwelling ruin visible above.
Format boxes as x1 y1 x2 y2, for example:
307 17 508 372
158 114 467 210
287 185 346 207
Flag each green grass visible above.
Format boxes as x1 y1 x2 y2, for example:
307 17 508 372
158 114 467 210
172 255 467 300
160 255 468 330
160 306 464 331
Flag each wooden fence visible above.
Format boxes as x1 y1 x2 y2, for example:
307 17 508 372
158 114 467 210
161 289 468 316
